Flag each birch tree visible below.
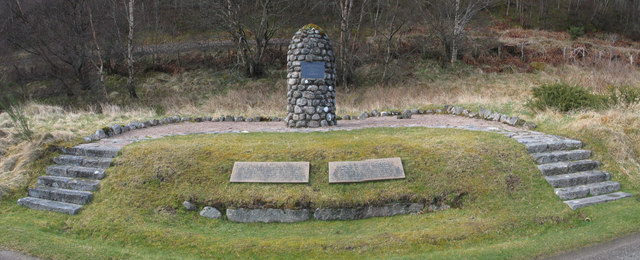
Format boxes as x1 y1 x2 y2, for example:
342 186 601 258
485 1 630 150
418 0 495 65
375 0 409 81
125 0 137 98
214 0 285 78
336 0 368 87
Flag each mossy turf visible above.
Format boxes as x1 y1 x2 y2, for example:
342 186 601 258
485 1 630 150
0 127 639 259
106 127 536 210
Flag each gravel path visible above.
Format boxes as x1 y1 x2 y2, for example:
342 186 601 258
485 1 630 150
547 232 640 260
93 114 521 148
0 250 40 260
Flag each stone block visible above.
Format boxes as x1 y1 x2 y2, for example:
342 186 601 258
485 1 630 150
227 208 310 223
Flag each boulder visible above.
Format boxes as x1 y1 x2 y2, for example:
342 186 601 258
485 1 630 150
200 206 222 219
182 201 197 211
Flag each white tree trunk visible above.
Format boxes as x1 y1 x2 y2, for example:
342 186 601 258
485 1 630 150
451 0 461 63
126 0 137 98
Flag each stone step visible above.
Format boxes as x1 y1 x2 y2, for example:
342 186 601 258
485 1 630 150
46 165 105 180
28 187 92 205
54 155 112 169
564 192 633 210
538 160 600 176
554 181 621 200
61 146 120 158
38 176 100 191
545 170 610 188
17 197 83 215
531 150 591 164
523 139 583 153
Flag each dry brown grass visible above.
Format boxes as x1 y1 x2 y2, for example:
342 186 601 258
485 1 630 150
533 105 640 184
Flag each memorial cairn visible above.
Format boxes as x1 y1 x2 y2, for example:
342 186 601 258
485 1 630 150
286 24 337 128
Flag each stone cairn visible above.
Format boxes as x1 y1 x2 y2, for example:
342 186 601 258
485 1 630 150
286 24 337 128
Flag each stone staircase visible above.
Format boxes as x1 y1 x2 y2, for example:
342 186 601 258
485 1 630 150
17 145 120 215
510 132 632 210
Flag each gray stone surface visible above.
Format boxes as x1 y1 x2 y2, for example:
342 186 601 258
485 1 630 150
227 208 310 223
0 250 40 260
230 162 310 183
37 176 100 191
545 170 610 188
358 112 369 120
183 201 197 211
329 158 405 183
28 187 92 205
538 160 598 176
96 129 107 139
46 165 105 179
314 203 424 221
398 110 412 119
532 150 591 164
54 155 112 169
554 181 620 200
564 192 632 210
17 197 82 215
110 125 122 135
62 146 120 158
200 206 222 219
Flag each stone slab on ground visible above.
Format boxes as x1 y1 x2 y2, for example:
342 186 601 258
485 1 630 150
16 197 82 215
226 208 310 223
329 157 405 183
563 192 633 210
230 162 309 183
314 203 424 221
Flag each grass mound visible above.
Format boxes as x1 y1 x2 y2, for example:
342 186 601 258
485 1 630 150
105 127 535 211
1 127 638 259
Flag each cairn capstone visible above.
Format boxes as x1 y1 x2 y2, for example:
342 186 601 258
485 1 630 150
286 24 337 128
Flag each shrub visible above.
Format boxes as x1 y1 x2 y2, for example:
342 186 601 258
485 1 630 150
608 85 640 107
0 96 34 141
528 83 608 112
529 62 546 72
569 26 585 40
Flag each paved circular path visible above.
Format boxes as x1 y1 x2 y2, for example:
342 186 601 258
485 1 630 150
91 114 521 148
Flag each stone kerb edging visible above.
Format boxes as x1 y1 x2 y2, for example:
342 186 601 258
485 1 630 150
82 105 535 142
196 203 451 223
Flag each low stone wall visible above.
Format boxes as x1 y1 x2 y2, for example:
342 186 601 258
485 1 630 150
226 208 311 223
190 202 451 223
314 203 424 221
82 105 534 142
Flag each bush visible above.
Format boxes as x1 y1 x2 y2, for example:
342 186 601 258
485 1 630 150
0 96 34 141
608 85 640 107
528 83 608 112
569 26 585 40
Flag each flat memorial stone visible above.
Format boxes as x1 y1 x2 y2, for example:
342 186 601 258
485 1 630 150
230 162 309 183
329 158 405 183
